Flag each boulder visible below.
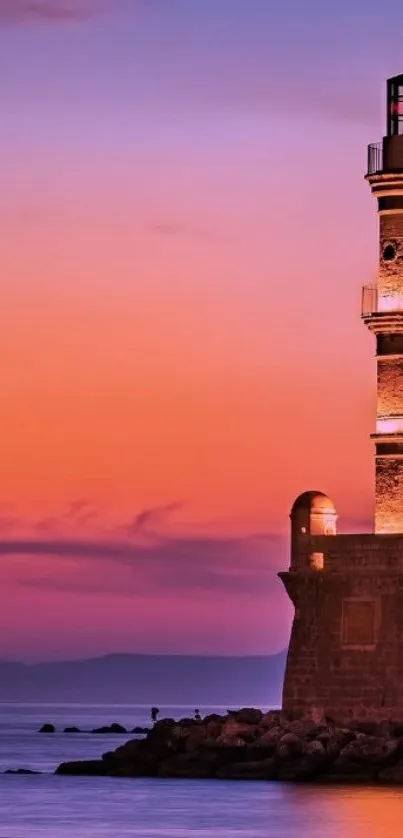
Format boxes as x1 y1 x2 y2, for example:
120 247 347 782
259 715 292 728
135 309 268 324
56 760 107 776
205 717 225 740
324 734 397 782
276 732 304 759
5 768 41 775
347 720 386 737
217 720 260 746
203 713 223 725
64 727 81 733
39 724 55 733
91 724 127 734
158 751 219 779
258 725 285 750
217 758 277 780
103 739 161 776
379 761 403 784
145 719 176 748
233 709 263 726
260 712 282 730
322 728 356 758
284 720 327 740
390 721 403 739
277 740 327 781
131 727 149 735
339 733 397 765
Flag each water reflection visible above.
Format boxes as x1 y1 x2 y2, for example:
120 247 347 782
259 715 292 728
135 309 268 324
2 778 403 838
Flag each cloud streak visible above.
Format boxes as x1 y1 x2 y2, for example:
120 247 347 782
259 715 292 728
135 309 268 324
0 531 287 597
126 502 183 534
0 0 110 25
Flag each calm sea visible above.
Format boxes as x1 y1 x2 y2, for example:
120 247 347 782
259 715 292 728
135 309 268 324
1 703 403 837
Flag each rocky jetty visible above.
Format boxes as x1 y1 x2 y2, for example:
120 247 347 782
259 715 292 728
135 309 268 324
54 709 403 783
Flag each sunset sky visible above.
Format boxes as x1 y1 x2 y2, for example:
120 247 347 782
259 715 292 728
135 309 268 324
1 0 402 661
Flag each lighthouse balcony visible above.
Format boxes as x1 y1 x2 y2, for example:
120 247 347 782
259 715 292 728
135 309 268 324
374 416 403 435
367 140 403 176
361 285 403 320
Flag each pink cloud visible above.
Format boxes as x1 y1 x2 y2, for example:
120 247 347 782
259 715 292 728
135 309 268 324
0 0 108 24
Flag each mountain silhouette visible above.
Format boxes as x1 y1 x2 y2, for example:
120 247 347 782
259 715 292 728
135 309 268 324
0 652 286 705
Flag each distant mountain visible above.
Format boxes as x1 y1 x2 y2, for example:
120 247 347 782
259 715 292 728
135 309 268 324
0 653 286 706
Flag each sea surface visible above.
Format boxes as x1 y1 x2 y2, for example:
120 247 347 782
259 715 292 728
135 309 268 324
2 703 403 837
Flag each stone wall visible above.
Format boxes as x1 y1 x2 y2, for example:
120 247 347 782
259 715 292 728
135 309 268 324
379 212 403 297
280 532 403 721
377 358 403 416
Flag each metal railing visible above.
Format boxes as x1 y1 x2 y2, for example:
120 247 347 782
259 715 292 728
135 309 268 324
367 142 383 175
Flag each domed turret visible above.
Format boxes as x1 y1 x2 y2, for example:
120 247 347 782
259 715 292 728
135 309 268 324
290 490 337 569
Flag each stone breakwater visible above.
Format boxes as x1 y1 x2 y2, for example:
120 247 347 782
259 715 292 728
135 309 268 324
54 709 403 782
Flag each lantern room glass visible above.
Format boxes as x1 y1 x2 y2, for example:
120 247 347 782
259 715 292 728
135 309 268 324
388 75 403 136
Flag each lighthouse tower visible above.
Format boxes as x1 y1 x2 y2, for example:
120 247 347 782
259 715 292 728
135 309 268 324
279 76 403 723
363 74 403 533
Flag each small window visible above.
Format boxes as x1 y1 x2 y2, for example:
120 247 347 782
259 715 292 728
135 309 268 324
310 552 324 570
383 243 397 262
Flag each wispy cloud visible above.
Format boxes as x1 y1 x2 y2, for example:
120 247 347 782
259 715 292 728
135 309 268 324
0 531 287 598
0 0 110 25
125 501 183 534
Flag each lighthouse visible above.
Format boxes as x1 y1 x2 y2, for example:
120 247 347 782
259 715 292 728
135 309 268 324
279 76 403 723
363 74 403 534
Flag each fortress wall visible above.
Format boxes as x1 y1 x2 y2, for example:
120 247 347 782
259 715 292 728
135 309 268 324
280 533 403 721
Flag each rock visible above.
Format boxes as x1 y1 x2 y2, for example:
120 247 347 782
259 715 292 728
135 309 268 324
64 727 81 733
322 728 356 758
203 713 223 725
379 761 403 784
56 760 107 776
347 720 386 737
284 720 326 739
91 724 127 734
131 727 149 735
258 725 285 750
205 718 225 740
158 751 219 779
261 711 282 730
324 734 397 782
277 740 327 781
217 720 260 746
217 758 277 780
390 721 403 738
39 724 55 733
233 708 263 726
103 738 161 777
339 733 397 765
5 768 41 775
276 732 304 758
